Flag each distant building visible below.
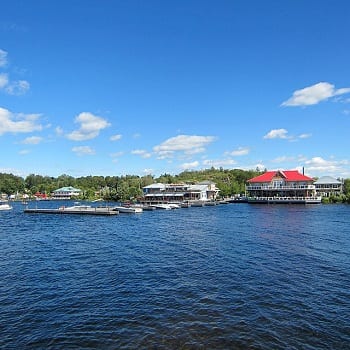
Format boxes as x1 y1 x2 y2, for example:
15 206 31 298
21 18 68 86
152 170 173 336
142 181 219 203
52 186 82 199
34 192 48 200
246 170 321 204
314 176 343 197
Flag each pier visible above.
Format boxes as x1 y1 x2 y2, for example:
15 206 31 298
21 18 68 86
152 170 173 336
24 207 118 215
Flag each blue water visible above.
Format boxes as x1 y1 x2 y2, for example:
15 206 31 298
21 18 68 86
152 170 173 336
1 202 349 349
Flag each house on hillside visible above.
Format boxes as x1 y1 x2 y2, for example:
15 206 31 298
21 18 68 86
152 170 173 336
246 170 321 204
52 186 82 199
314 176 343 197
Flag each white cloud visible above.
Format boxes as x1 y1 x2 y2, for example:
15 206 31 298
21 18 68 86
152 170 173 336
22 136 43 144
67 112 111 141
202 158 236 168
304 156 348 173
0 73 9 88
110 151 124 158
131 149 152 158
0 50 30 95
264 129 311 142
19 149 30 155
272 155 293 163
153 134 216 158
0 49 7 67
143 168 153 175
110 134 122 141
55 126 64 135
272 154 307 164
72 146 95 156
0 107 42 135
281 82 350 107
263 128 288 139
226 147 250 156
298 133 312 139
180 161 199 170
5 80 30 95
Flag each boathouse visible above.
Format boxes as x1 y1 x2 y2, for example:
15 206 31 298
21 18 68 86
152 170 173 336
246 170 320 203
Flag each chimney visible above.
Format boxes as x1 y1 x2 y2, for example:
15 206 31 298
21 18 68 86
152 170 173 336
302 167 305 175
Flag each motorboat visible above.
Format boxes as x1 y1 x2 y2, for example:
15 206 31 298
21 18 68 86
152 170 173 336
0 202 12 210
150 203 172 210
112 205 143 213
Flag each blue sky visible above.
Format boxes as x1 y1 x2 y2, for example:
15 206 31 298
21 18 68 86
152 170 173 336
1 0 350 179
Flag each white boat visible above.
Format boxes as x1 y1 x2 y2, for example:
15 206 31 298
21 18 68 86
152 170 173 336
0 202 12 211
112 205 143 213
150 203 172 210
168 203 181 209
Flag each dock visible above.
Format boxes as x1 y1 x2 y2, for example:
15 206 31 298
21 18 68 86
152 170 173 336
24 207 118 215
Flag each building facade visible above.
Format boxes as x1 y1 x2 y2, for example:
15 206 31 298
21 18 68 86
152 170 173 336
314 176 343 197
52 186 82 199
246 170 321 204
142 181 219 203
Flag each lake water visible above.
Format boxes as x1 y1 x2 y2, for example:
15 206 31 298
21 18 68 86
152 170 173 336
1 201 349 349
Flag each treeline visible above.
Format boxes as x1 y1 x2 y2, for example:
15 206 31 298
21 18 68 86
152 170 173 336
0 168 260 201
1 169 350 202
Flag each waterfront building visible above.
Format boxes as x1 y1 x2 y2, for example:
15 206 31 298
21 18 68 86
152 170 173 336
34 191 49 200
314 176 343 197
142 181 219 203
246 170 321 204
52 186 82 199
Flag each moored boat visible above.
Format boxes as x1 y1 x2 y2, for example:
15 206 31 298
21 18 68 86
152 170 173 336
0 201 12 211
112 205 143 213
150 203 173 210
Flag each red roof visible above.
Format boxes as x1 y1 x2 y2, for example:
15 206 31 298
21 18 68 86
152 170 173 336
248 170 314 183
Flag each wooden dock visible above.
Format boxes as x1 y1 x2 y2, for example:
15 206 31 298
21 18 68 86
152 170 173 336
24 207 118 215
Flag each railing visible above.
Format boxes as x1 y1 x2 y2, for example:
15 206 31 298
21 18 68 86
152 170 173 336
246 185 315 190
248 196 322 203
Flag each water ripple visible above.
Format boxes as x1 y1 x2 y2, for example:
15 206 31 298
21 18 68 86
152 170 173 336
0 203 349 349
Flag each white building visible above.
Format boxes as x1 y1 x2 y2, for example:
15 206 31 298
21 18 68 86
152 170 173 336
52 186 82 199
314 176 343 197
142 181 219 203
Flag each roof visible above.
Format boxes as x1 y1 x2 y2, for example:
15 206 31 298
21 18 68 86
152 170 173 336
53 186 81 192
197 180 215 185
314 176 342 185
248 170 314 183
143 183 166 189
188 184 209 191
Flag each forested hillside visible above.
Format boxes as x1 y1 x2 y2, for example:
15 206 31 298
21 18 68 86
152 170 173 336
1 169 349 202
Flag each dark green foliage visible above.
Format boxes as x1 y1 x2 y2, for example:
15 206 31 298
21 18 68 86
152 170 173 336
1 168 350 202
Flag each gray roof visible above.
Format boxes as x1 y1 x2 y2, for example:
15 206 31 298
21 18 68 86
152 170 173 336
143 183 166 189
197 180 215 185
314 176 342 185
53 186 81 192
